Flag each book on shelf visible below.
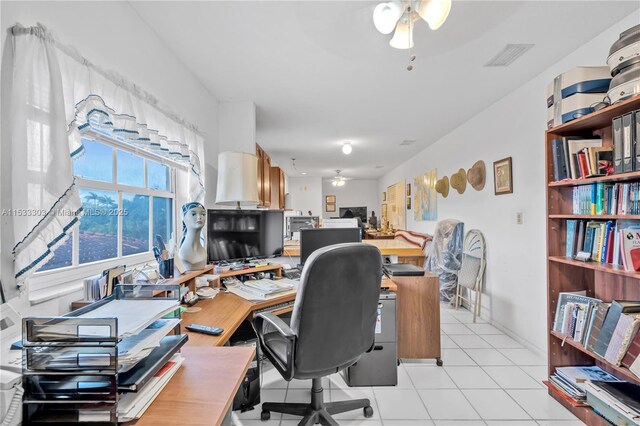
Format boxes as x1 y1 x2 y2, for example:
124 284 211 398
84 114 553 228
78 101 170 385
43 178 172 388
586 303 610 353
550 366 620 403
571 182 640 216
594 301 640 358
621 227 640 272
584 381 640 425
622 328 640 369
604 313 640 366
553 292 601 346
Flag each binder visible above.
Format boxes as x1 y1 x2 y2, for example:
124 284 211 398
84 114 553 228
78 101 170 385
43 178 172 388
635 110 640 171
552 139 568 181
623 112 634 172
613 116 623 173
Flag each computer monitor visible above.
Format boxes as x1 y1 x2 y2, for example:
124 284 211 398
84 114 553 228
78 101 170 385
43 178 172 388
287 216 319 239
300 228 361 265
339 206 367 223
207 209 284 262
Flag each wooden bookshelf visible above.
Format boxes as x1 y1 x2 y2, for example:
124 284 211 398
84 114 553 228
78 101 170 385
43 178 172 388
549 214 640 220
546 95 640 424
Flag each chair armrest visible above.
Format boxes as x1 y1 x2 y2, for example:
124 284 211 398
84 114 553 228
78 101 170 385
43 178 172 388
254 312 296 339
253 312 296 381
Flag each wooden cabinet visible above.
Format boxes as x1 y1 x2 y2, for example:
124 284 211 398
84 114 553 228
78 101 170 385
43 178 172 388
256 144 271 208
270 166 285 210
545 96 640 425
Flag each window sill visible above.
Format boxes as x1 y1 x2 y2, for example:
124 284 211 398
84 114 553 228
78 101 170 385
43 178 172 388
29 281 84 305
28 252 156 304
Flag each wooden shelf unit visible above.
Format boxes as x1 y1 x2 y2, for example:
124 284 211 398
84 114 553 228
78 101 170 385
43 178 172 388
546 96 640 424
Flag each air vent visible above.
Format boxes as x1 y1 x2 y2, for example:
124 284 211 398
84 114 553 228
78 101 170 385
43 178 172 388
485 44 534 67
400 139 416 146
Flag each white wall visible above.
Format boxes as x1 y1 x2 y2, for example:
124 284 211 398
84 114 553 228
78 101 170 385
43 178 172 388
378 12 640 353
322 179 379 220
288 177 322 217
218 101 256 154
0 1 220 315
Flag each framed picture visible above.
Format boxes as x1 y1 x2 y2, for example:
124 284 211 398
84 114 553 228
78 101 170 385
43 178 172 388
382 192 386 202
493 157 513 195
326 203 336 212
326 195 336 204
406 197 411 210
406 183 411 196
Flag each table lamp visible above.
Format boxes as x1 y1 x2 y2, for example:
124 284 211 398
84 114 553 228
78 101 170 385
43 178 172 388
215 151 259 209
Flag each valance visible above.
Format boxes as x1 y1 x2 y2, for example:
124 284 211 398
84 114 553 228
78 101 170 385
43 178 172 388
3 23 206 286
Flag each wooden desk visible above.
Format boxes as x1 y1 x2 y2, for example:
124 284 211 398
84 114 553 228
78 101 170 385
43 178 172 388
133 346 254 426
182 291 297 347
284 239 425 266
365 230 395 240
165 265 214 292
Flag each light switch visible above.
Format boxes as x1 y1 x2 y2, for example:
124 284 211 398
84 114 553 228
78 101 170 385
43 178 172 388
516 212 523 225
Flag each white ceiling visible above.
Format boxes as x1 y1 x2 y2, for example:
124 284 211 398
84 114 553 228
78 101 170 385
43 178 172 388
130 1 639 179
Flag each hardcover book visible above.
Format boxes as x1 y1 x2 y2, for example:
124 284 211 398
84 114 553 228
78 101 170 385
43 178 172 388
621 327 640 369
587 303 610 353
621 228 640 272
604 313 640 365
594 301 640 358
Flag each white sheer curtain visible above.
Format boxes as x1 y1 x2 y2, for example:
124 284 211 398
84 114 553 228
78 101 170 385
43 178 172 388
2 23 206 287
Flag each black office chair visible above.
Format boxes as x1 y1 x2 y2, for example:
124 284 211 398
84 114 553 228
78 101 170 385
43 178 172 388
254 243 382 425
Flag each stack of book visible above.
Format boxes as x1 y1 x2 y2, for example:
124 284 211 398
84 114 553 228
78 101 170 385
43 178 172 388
584 380 640 424
554 294 640 376
549 366 620 403
240 279 295 298
565 219 640 271
551 137 610 181
572 182 640 215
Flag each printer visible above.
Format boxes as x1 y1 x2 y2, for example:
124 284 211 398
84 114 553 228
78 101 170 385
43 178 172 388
0 302 23 426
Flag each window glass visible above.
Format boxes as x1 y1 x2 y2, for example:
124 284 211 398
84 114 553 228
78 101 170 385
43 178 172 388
79 189 118 264
117 150 144 187
38 234 73 271
153 197 173 245
74 139 113 182
147 160 170 191
122 193 149 256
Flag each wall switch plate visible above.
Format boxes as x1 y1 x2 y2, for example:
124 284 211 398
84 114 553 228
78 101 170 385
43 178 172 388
516 212 523 224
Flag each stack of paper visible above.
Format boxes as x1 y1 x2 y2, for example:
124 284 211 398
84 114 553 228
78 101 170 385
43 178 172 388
78 300 179 338
240 279 294 298
118 318 180 371
550 366 620 402
117 354 184 422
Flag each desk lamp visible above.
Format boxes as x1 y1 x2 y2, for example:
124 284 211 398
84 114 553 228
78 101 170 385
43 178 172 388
215 151 259 209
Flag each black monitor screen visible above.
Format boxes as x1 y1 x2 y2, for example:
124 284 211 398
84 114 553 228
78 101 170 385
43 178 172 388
207 210 283 262
300 228 361 265
339 207 367 223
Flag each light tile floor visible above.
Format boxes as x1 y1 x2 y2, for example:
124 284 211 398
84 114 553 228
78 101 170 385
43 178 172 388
233 304 584 426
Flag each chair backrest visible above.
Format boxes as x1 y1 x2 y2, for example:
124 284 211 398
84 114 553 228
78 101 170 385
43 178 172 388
458 229 486 290
290 243 382 377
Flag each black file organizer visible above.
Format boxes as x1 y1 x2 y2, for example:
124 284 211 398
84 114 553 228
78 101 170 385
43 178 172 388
22 284 182 425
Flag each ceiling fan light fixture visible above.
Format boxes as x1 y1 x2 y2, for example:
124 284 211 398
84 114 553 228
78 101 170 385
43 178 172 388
389 18 414 49
342 142 353 155
373 1 404 35
415 0 451 30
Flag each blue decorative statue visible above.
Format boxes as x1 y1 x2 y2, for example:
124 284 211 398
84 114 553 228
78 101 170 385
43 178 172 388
178 202 207 271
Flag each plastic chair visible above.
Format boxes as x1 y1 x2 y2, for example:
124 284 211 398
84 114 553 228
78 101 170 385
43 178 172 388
454 229 486 322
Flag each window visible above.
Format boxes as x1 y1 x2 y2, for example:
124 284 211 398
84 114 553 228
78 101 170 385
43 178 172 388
37 135 175 273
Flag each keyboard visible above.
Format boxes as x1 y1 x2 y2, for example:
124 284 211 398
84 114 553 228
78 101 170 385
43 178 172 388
282 268 301 280
253 300 295 316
